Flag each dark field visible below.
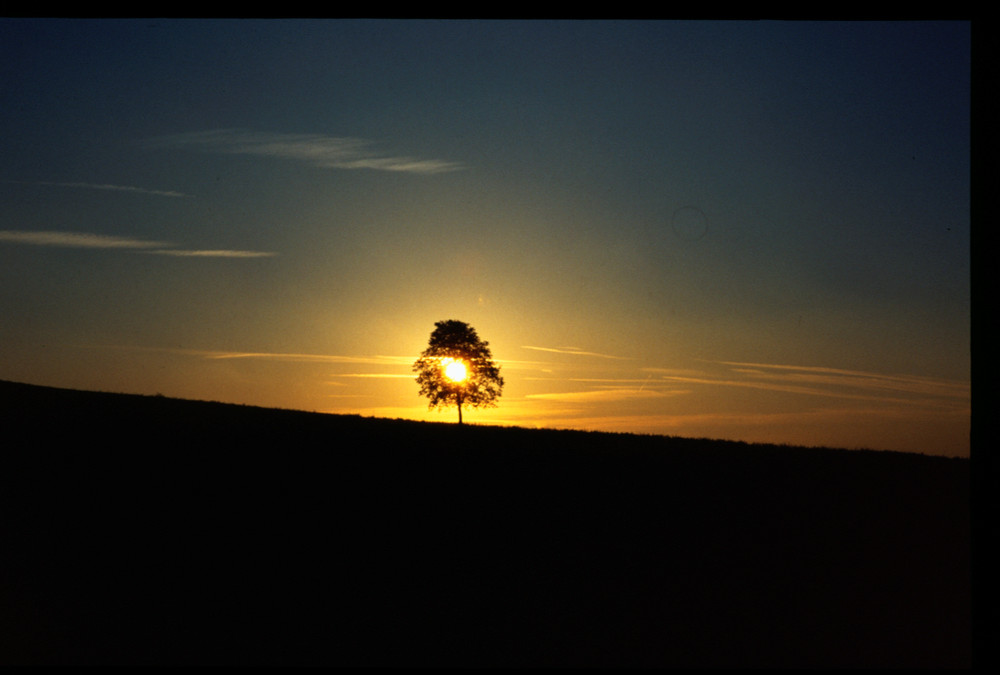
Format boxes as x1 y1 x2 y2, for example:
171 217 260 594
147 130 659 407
0 380 972 666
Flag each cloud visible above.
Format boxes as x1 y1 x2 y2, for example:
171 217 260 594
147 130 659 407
3 180 188 198
644 361 970 407
145 129 465 175
715 360 969 399
333 373 415 379
0 230 275 258
526 388 682 404
194 350 415 366
86 345 417 367
521 345 633 360
146 249 277 258
0 230 169 249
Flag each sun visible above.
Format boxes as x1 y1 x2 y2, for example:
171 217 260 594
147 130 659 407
443 358 468 383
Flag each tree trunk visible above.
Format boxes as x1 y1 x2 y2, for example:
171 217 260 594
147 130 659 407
457 400 463 425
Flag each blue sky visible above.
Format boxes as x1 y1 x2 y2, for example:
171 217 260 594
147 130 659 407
0 20 970 455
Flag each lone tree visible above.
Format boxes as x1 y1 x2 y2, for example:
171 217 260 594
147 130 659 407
413 320 504 425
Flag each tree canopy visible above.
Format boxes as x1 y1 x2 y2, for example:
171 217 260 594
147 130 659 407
413 320 504 424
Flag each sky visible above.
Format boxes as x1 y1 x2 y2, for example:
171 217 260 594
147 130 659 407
0 20 971 456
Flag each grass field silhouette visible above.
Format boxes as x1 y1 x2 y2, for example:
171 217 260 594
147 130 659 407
0 379 971 666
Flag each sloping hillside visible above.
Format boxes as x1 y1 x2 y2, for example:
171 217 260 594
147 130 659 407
0 380 971 666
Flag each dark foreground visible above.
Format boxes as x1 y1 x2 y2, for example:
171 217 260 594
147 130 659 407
0 380 972 667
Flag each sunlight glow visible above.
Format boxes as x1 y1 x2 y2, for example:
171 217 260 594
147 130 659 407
443 358 468 383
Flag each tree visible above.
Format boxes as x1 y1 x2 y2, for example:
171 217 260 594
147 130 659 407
413 320 504 424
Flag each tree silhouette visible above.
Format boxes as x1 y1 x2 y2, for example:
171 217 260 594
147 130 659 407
413 320 504 424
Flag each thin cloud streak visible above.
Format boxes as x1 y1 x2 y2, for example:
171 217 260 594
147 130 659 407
146 249 277 258
494 358 555 370
333 373 414 379
644 361 969 407
4 180 188 198
85 344 417 366
521 345 633 360
0 230 170 249
201 350 416 366
0 230 274 258
145 129 465 175
523 377 660 384
525 388 683 404
715 360 970 399
652 373 949 407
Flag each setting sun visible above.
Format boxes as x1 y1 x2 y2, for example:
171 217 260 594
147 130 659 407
443 358 467 383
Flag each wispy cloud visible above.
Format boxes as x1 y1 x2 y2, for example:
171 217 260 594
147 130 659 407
145 129 465 175
85 344 417 367
0 230 169 249
644 361 970 407
146 249 277 258
194 350 415 366
3 180 188 198
332 373 415 379
715 360 969 399
521 345 633 360
0 230 275 258
526 388 684 404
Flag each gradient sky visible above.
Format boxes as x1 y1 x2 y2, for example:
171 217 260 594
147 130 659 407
0 20 970 456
